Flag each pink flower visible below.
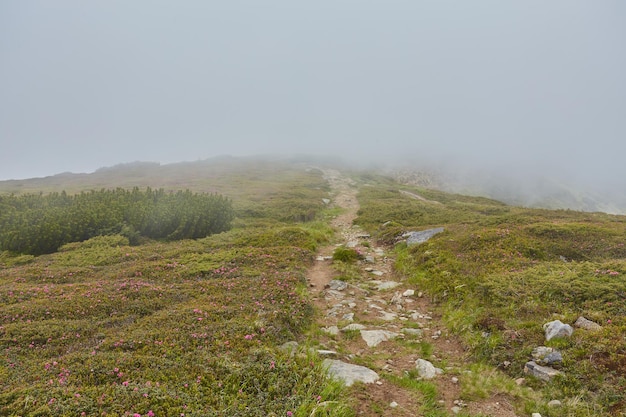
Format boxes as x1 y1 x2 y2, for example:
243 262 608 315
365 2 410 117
133 414 141 417
244 334 253 340
287 412 293 416
147 412 155 417
122 380 129 386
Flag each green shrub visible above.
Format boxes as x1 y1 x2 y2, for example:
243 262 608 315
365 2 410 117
332 246 362 263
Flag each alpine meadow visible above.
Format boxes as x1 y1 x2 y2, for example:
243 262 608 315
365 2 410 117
1 157 625 416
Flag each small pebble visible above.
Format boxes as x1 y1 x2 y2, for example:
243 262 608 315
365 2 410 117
389 401 398 408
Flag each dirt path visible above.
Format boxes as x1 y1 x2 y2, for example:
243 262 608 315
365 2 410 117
306 169 519 417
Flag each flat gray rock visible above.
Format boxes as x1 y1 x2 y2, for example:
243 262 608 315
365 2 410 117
379 311 398 321
328 280 348 291
574 316 602 331
322 326 339 336
402 328 424 337
404 228 444 245
372 281 400 290
341 323 367 331
524 361 562 381
360 330 400 347
323 359 380 387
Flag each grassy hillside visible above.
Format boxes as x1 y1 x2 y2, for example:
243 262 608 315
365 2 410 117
354 173 626 416
2 158 626 416
0 159 352 416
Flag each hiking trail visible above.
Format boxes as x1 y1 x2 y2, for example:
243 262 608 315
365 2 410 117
306 168 518 417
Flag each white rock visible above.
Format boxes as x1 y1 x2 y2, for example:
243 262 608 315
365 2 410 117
341 323 366 331
415 358 438 379
531 414 542 417
374 281 401 290
402 289 415 297
543 320 573 341
322 326 339 336
323 359 379 387
389 401 398 408
402 328 423 337
379 311 398 321
360 330 400 347
548 400 562 407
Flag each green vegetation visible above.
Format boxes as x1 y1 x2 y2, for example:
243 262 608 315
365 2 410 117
354 172 626 416
4 160 626 416
0 188 234 255
0 161 346 416
332 246 363 263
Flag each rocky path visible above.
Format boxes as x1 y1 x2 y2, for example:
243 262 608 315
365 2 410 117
306 169 519 417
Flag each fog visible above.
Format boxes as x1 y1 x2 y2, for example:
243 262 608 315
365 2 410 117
1 1 625 194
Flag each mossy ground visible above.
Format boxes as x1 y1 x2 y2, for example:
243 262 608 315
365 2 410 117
3 161 626 416
0 161 350 417
354 172 626 416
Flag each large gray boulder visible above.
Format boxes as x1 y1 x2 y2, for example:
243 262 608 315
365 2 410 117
323 359 379 386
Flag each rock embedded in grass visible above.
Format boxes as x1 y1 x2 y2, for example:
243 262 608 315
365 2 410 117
415 358 442 379
574 316 602 331
543 320 574 341
524 361 562 381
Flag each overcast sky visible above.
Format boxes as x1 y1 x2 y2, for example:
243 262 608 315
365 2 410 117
1 1 624 183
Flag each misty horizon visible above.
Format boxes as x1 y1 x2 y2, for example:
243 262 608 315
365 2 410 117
1 1 624 188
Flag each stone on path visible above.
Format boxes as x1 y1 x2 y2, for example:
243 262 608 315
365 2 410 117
524 361 562 381
341 323 366 331
403 289 415 297
328 280 348 291
323 359 379 387
415 358 442 379
322 326 339 336
360 330 400 347
574 316 602 331
372 280 400 290
544 320 574 341
402 328 424 337
379 311 398 321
